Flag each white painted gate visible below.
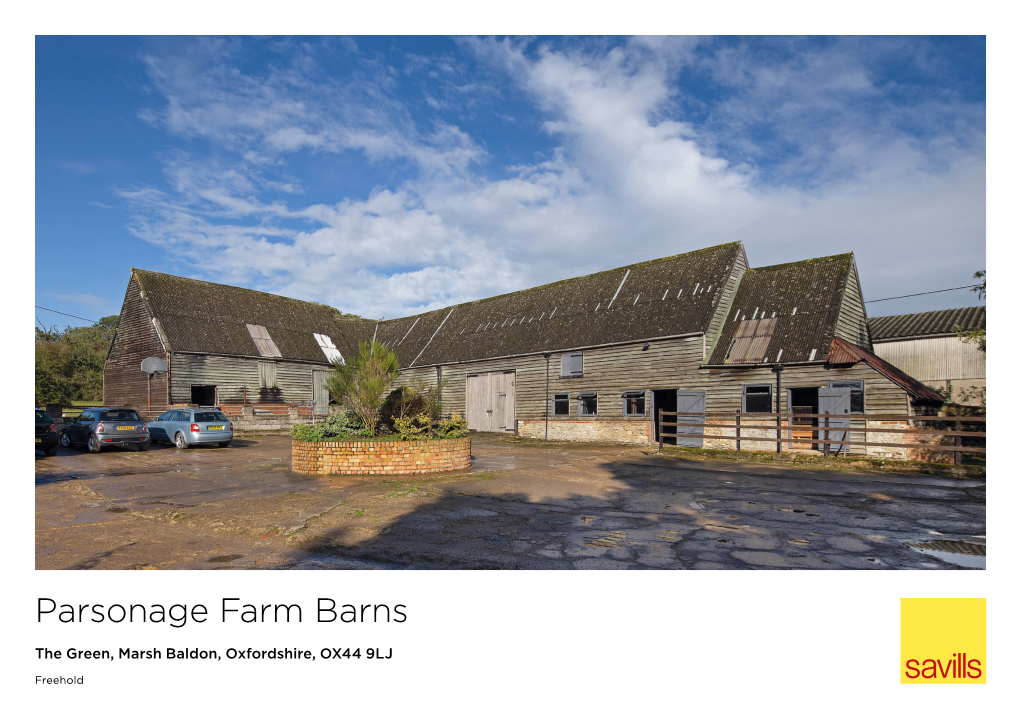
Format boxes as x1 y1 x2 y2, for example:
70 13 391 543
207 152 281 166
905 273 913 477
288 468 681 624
466 371 516 432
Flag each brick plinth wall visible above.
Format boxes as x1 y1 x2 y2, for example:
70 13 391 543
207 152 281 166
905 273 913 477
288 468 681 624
292 437 471 475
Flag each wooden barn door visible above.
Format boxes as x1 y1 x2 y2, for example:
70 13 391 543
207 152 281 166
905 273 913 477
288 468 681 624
312 369 330 415
676 390 706 448
819 387 852 454
466 372 516 432
466 373 491 431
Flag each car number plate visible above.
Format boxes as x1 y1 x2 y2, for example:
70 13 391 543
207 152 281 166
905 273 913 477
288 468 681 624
117 425 135 430
36 438 41 442
208 425 224 430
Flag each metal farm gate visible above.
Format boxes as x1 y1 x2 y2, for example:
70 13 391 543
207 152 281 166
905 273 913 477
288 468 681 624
466 371 516 432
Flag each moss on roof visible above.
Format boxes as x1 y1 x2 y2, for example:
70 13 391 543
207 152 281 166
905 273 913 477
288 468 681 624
706 253 854 365
869 306 985 340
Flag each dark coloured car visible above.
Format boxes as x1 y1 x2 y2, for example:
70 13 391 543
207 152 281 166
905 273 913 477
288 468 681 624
60 408 150 453
149 408 233 449
36 409 59 456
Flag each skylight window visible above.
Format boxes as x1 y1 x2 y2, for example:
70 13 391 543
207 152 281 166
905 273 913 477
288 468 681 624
313 333 345 364
724 318 777 364
246 324 282 357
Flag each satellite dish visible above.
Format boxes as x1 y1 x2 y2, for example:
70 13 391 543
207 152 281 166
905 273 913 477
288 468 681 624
141 357 168 374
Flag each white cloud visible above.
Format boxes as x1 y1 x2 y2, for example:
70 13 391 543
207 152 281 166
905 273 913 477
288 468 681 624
121 38 985 320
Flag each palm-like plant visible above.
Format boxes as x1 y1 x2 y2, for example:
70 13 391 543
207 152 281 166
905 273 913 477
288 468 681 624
324 340 400 434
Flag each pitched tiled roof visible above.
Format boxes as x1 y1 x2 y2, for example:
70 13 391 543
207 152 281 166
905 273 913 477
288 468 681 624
828 337 944 404
133 269 375 362
706 254 853 365
375 242 746 367
868 306 985 341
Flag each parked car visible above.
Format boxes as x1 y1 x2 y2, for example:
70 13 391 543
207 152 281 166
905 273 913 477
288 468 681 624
149 408 233 449
36 409 59 455
60 408 150 453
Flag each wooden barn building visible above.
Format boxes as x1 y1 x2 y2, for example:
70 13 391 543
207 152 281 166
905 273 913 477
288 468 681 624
103 269 373 418
104 242 944 454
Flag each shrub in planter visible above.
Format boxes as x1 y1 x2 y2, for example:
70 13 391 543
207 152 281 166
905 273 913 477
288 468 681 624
291 411 371 442
393 412 469 441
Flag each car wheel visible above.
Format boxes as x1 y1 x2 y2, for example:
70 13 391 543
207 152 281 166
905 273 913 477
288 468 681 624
60 432 72 448
217 441 230 448
175 432 188 450
137 441 151 451
44 444 59 456
87 434 102 453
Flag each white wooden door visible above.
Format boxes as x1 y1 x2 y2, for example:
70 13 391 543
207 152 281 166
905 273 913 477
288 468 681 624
819 387 852 453
465 371 516 432
676 390 706 448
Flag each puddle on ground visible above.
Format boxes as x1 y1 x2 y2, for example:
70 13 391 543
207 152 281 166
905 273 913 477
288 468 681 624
906 540 985 569
106 507 129 513
207 554 244 563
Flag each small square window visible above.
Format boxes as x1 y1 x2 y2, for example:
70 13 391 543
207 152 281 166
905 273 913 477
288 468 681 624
743 384 773 413
578 392 597 416
622 391 645 416
553 393 570 416
829 381 865 413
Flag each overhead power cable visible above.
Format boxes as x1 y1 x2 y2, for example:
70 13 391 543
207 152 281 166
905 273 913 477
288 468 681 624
35 305 100 324
864 284 983 303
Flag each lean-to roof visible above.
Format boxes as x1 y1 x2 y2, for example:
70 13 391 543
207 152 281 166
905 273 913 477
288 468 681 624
132 269 374 362
828 337 944 404
375 242 746 367
868 306 985 341
706 253 854 365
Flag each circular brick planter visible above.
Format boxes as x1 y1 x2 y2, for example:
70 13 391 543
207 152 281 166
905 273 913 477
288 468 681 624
291 437 471 475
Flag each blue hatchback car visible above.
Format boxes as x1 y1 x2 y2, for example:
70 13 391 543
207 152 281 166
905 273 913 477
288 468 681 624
149 408 233 449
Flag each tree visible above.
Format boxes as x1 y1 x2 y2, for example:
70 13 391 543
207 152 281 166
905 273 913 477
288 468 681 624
954 270 986 354
323 340 400 434
35 315 118 405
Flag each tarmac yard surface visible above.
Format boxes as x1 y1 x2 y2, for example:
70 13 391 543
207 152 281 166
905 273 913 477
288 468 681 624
35 434 986 570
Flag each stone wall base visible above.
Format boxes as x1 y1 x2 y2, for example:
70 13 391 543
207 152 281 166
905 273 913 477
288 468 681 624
518 420 650 445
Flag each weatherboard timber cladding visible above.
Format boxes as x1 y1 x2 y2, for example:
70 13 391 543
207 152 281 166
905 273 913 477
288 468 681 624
104 274 169 414
833 258 871 350
704 247 748 360
169 354 329 406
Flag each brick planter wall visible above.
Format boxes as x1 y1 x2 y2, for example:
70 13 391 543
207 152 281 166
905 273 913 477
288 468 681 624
292 437 471 475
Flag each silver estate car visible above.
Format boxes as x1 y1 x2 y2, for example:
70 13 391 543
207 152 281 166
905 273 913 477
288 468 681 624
149 408 234 449
60 408 150 453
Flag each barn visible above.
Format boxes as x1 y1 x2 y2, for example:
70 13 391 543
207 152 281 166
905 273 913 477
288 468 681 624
103 269 373 418
104 242 944 455
375 242 943 453
867 307 985 405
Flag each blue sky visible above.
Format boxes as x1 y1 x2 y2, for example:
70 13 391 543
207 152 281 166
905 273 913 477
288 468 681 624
35 36 986 329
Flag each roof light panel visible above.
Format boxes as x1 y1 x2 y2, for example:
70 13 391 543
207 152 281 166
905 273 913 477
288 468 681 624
313 333 344 364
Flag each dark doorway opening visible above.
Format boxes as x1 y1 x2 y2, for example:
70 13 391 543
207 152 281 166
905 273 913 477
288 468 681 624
788 386 819 449
653 389 678 445
191 385 216 406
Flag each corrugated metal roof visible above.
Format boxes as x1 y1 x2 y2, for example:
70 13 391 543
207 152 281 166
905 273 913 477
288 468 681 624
707 254 854 365
829 337 945 404
868 306 985 341
132 269 375 362
374 242 746 366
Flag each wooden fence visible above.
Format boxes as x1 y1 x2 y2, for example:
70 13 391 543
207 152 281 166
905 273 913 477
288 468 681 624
657 409 985 465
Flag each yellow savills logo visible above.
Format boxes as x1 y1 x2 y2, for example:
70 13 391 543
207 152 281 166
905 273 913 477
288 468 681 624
901 598 985 684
